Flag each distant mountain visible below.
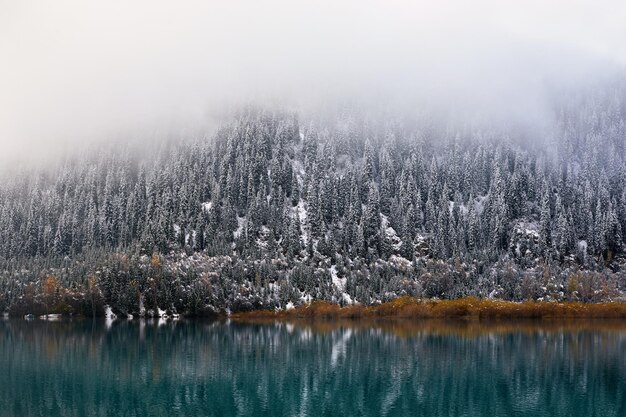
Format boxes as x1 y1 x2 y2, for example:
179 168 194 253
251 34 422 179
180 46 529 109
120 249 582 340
1 91 626 316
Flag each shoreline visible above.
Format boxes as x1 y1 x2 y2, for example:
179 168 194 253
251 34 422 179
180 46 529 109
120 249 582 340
4 296 626 321
231 297 626 321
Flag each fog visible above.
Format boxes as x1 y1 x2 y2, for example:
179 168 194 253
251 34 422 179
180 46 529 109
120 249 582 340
1 0 625 165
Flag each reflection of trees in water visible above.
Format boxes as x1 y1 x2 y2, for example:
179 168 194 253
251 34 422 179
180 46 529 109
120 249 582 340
0 320 625 416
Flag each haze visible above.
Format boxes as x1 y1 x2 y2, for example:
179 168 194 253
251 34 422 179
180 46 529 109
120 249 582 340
1 0 625 165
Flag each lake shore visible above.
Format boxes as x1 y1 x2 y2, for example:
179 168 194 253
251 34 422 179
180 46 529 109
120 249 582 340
231 297 626 321
6 296 626 321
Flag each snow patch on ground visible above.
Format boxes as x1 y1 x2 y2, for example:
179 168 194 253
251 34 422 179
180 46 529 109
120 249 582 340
39 314 62 321
105 305 116 319
330 265 347 292
202 201 213 212
105 305 116 329
285 301 295 310
380 213 388 228
292 160 306 186
386 226 402 251
234 216 246 239
297 200 309 244
473 195 489 215
388 255 411 270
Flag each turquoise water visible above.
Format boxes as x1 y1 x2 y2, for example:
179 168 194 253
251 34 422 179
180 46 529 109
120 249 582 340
0 319 624 416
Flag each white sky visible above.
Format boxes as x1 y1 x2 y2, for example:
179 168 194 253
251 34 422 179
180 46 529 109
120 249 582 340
0 0 625 164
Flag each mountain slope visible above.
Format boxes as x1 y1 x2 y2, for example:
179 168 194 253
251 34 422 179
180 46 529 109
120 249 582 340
1 97 626 315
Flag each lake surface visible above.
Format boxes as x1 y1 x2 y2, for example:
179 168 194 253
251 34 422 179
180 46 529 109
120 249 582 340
0 318 625 417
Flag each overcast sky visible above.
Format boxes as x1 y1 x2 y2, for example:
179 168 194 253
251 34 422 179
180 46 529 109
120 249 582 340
1 0 625 164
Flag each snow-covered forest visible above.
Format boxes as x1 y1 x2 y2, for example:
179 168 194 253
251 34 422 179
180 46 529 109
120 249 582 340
1 86 626 316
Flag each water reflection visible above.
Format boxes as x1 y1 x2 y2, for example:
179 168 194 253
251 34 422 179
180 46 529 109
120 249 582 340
0 319 625 416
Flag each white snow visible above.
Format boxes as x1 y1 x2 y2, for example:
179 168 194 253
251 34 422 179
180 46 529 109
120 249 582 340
330 265 347 292
526 229 539 238
296 200 308 244
105 305 117 319
202 201 213 212
388 255 411 270
234 216 246 239
105 305 116 329
285 301 295 310
381 214 402 251
512 221 540 241
291 153 306 185
474 195 488 215
386 227 402 251
256 225 271 247
39 313 62 321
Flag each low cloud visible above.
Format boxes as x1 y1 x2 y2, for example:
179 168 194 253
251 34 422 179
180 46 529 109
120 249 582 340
1 0 624 164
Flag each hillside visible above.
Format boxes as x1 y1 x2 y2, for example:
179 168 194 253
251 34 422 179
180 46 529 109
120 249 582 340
1 93 626 316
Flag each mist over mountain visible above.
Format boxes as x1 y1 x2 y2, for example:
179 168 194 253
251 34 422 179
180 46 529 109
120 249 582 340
1 1 626 315
2 0 625 165
1 83 626 315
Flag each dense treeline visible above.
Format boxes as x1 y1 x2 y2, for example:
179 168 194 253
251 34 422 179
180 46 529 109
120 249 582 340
1 89 626 316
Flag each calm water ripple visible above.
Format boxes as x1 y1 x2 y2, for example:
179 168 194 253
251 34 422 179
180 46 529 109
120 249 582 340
0 319 624 416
